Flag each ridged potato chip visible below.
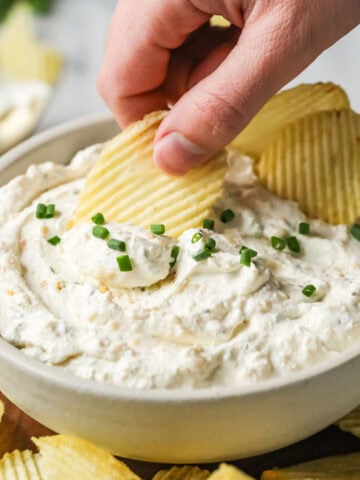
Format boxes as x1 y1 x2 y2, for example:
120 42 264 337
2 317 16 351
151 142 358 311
261 452 360 479
0 4 63 84
336 405 360 438
257 109 360 224
0 450 42 480
74 111 228 238
153 466 210 480
209 464 255 480
33 435 141 480
231 83 350 159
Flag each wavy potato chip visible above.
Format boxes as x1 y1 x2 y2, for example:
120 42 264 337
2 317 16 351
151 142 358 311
74 111 228 238
336 405 360 438
153 466 210 480
0 450 42 480
209 464 255 480
257 109 360 224
261 452 360 479
231 83 350 159
33 434 141 480
0 4 63 84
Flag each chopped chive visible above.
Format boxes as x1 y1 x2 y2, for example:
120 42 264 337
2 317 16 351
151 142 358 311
193 248 212 262
271 236 286 250
286 236 300 253
107 238 126 252
205 237 216 252
299 222 310 235
302 284 316 297
240 248 254 267
191 232 203 243
350 224 360 241
170 245 180 267
92 213 105 225
36 203 46 219
92 225 110 240
150 224 165 235
220 209 235 223
117 255 133 272
47 236 61 246
203 219 215 230
239 245 257 258
45 204 56 218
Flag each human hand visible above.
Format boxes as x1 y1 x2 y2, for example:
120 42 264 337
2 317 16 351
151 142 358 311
98 0 360 175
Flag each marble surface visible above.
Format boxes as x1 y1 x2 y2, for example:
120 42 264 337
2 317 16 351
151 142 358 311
34 1 359 130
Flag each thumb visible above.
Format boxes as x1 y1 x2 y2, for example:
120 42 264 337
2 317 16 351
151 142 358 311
153 0 357 176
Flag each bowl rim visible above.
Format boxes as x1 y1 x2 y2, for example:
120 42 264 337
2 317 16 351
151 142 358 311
0 112 359 403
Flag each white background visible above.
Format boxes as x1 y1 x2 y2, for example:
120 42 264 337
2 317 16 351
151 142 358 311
37 0 360 130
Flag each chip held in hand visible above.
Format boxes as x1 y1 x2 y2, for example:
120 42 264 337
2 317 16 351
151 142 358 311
74 111 228 238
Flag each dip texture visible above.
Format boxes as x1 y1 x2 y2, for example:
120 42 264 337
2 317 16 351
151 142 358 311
0 146 359 389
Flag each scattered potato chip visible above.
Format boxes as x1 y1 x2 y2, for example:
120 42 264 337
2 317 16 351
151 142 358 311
0 399 4 423
33 434 141 480
336 405 360 438
261 452 360 479
208 464 255 480
0 4 63 84
0 450 42 479
74 111 228 238
153 466 210 480
210 15 231 27
257 109 360 224
231 83 350 159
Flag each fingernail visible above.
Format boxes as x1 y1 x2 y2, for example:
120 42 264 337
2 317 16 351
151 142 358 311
154 132 205 175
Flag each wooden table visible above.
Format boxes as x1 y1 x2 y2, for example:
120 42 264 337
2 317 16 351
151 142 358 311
1 392 359 479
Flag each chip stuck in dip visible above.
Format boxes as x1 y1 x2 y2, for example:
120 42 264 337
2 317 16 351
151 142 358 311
0 136 360 389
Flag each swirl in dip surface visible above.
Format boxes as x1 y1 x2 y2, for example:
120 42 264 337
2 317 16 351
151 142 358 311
0 146 359 389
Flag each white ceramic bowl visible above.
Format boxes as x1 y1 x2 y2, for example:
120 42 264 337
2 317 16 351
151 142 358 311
0 113 359 464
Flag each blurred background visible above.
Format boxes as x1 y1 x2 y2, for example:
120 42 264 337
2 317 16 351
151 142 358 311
0 0 359 148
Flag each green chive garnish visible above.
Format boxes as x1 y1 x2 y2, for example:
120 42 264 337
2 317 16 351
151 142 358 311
302 284 316 297
92 225 110 240
170 245 180 267
193 248 212 262
220 209 235 223
45 204 56 218
203 219 215 230
350 224 360 241
271 236 286 250
191 232 203 243
239 245 257 257
47 236 61 246
107 239 126 251
205 237 216 252
150 224 165 235
286 236 300 253
117 255 133 272
92 213 105 225
240 249 253 267
36 203 46 219
299 222 310 235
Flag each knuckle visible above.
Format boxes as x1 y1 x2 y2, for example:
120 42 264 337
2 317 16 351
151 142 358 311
192 89 247 140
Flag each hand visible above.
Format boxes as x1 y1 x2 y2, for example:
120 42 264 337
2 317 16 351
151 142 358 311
98 0 360 175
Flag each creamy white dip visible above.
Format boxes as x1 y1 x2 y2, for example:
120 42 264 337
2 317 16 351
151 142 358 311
0 146 359 389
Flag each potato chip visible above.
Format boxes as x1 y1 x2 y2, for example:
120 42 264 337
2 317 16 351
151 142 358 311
74 111 228 238
0 400 4 423
33 434 141 480
209 464 255 480
153 466 210 480
0 4 63 84
261 452 360 479
210 15 231 27
231 83 350 159
336 405 360 438
257 109 360 224
0 450 42 479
